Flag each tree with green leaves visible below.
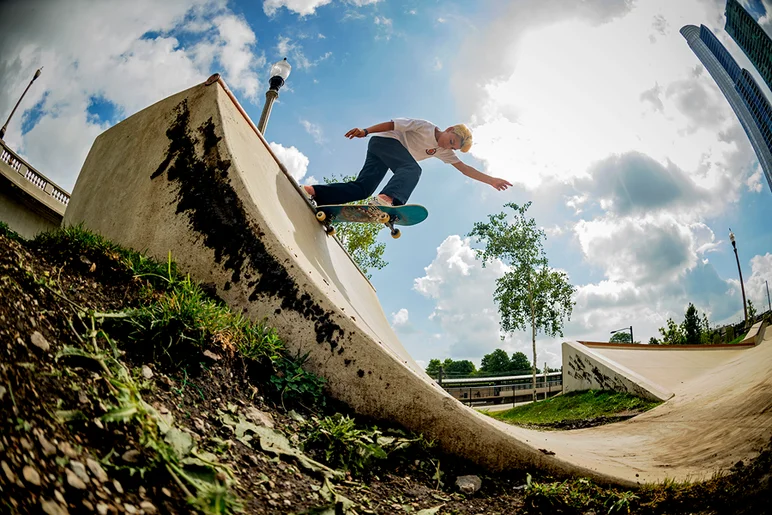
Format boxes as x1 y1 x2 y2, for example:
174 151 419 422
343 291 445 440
509 351 531 372
323 175 387 279
682 303 702 345
469 202 576 401
442 358 476 376
425 359 442 378
747 299 757 322
658 318 685 345
480 349 511 375
609 332 632 343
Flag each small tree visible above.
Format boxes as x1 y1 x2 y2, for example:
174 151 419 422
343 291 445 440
323 175 387 279
509 351 531 373
648 337 661 345
747 299 757 322
480 349 511 375
659 318 685 345
682 303 702 345
470 202 576 401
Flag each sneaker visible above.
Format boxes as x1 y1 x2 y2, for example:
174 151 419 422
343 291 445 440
367 196 393 208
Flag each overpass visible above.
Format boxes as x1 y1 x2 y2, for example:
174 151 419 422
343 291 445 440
62 76 772 487
0 139 69 238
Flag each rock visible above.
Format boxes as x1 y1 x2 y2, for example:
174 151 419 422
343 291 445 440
41 498 69 515
69 461 91 484
203 350 221 361
0 385 6 401
121 450 141 464
139 501 157 513
59 442 78 459
82 499 94 511
455 475 482 495
30 331 51 351
38 434 57 456
86 458 109 482
161 488 171 497
78 390 90 405
23 465 41 486
141 366 153 379
66 469 88 490
96 502 109 515
54 490 66 504
124 503 138 514
1 461 17 482
113 479 124 494
245 407 275 428
138 486 146 496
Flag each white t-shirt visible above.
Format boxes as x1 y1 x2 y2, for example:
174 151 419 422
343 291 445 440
373 118 461 165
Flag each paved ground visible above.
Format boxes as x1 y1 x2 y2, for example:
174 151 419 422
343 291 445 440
64 77 772 487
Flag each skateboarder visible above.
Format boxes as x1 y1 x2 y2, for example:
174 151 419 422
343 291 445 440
302 118 512 208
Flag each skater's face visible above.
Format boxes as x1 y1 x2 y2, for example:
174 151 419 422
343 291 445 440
437 127 462 150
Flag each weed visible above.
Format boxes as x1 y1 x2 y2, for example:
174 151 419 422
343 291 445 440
524 474 640 514
271 352 327 410
0 221 24 242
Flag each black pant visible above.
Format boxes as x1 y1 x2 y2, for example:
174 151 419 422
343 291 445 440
312 137 422 206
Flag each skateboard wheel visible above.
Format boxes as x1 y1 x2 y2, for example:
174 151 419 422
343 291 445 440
316 211 327 222
325 225 336 236
391 228 401 239
377 211 389 223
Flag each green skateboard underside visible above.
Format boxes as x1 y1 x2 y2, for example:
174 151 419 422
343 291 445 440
317 204 428 226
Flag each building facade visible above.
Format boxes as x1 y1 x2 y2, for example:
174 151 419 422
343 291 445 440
725 0 772 94
681 24 772 194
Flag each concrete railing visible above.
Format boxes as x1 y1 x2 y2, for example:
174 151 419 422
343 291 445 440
0 139 70 207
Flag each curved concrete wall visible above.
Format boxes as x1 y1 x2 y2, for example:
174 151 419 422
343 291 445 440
63 78 772 487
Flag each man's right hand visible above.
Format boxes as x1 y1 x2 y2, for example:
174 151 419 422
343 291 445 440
345 128 367 139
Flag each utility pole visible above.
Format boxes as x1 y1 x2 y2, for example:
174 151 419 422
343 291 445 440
766 280 771 313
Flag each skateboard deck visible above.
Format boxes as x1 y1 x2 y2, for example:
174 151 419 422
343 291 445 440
317 204 428 226
315 203 428 239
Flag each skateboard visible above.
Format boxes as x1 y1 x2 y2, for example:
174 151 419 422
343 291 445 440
315 204 428 239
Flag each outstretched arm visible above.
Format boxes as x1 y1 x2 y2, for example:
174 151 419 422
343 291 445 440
345 121 395 139
452 162 512 191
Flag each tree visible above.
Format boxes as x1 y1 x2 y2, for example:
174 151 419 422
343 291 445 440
648 337 661 345
609 332 632 343
323 175 387 279
658 318 685 345
509 351 531 372
682 303 702 345
747 299 757 322
425 359 442 378
469 202 576 401
442 358 476 376
480 349 511 375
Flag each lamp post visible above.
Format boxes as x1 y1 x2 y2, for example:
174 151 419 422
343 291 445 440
257 58 291 135
610 326 634 343
729 229 748 325
0 67 43 141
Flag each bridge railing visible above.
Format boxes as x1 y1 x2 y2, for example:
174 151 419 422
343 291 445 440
0 139 70 207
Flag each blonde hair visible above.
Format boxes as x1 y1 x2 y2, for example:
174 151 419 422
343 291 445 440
452 124 473 152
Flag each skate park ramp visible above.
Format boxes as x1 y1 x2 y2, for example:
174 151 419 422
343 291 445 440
63 77 772 487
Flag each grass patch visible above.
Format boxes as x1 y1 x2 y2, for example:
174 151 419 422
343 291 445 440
487 390 660 426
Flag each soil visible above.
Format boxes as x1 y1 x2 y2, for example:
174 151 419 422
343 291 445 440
1 230 771 515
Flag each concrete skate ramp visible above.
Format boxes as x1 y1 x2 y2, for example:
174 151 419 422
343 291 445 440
63 78 772 487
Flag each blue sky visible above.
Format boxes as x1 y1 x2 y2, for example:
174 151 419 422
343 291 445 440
1 0 771 369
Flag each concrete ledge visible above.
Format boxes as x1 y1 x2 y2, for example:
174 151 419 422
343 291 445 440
563 341 674 402
740 320 768 345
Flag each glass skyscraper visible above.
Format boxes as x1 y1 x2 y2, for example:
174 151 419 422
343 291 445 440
725 0 772 94
681 24 772 194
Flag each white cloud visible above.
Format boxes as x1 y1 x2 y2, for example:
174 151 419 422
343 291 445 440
391 308 409 326
433 57 443 71
301 119 325 145
276 36 332 70
373 16 394 40
263 0 332 17
0 0 264 191
747 253 772 311
268 142 309 181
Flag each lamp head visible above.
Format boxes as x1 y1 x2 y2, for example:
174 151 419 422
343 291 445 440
268 58 291 91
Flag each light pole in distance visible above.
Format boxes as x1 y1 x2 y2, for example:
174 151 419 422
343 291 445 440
0 68 43 141
729 229 748 325
610 326 634 343
257 58 291 135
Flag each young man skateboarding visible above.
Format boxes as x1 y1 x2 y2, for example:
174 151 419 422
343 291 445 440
302 118 512 208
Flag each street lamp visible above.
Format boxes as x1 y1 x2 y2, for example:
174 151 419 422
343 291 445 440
257 58 291 135
0 67 43 141
610 326 634 343
729 229 748 326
